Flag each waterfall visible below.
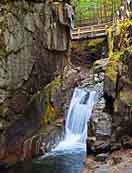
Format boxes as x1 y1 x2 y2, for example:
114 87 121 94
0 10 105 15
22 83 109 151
35 87 98 172
53 87 97 152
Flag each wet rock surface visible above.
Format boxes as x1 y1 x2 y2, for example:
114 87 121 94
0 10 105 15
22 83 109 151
83 149 132 173
71 38 108 67
22 119 64 159
95 153 109 162
87 96 113 154
86 58 113 153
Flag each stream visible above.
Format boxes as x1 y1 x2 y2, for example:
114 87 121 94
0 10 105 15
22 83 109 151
2 87 97 173
3 151 85 173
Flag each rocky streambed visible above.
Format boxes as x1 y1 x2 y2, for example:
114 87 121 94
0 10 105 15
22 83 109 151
64 52 132 173
83 149 132 173
0 52 132 172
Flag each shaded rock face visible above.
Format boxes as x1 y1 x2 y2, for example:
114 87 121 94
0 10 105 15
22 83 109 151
88 96 112 154
85 59 113 154
0 0 73 164
104 50 132 139
103 18 132 140
104 24 132 141
71 38 108 67
128 51 132 80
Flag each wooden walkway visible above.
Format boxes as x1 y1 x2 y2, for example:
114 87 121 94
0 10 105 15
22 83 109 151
72 0 131 41
71 22 112 41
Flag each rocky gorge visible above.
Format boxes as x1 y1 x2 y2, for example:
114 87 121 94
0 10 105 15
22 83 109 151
0 0 132 173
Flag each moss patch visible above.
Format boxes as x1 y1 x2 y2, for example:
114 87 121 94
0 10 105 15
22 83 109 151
120 90 132 106
88 38 106 47
41 76 62 126
105 65 118 81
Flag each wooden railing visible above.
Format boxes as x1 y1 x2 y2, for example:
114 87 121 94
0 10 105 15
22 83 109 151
72 22 112 40
72 0 131 41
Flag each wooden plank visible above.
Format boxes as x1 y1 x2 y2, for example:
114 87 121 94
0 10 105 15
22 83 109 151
72 32 107 40
72 28 106 35
73 21 112 31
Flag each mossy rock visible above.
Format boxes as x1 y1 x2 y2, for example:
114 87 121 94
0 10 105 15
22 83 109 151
42 102 56 125
120 90 132 106
41 76 62 125
105 52 123 81
105 65 118 82
24 76 62 127
110 51 123 61
88 38 106 47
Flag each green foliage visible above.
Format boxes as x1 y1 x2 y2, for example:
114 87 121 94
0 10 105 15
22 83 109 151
111 51 123 61
88 38 105 47
74 0 122 24
105 52 122 81
115 19 132 50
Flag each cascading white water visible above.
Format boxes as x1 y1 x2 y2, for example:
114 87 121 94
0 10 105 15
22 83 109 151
53 87 97 152
35 87 99 173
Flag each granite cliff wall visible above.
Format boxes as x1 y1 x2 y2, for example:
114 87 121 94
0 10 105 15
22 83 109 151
0 0 73 164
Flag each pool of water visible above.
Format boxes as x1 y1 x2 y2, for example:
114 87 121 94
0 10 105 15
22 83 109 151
2 87 97 173
2 150 85 173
